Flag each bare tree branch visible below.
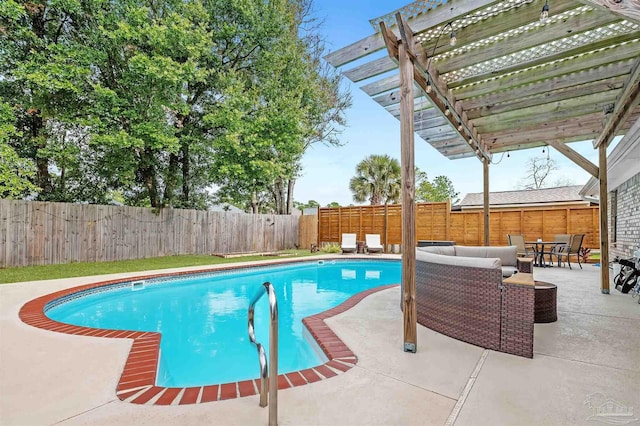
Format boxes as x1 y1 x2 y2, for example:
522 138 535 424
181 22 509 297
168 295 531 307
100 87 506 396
519 156 558 189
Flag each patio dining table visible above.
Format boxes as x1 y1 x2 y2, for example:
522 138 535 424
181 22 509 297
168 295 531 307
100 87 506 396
526 241 562 267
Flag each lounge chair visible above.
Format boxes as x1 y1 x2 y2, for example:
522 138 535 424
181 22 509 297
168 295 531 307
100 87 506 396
341 233 357 254
365 234 384 254
507 234 534 257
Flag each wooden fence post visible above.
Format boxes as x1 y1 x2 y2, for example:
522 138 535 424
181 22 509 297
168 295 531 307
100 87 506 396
445 199 451 241
384 203 388 252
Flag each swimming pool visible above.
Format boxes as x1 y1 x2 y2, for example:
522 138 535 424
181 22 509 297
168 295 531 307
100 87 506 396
44 259 400 387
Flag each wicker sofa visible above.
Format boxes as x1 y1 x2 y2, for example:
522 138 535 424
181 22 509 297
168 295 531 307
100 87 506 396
415 245 534 358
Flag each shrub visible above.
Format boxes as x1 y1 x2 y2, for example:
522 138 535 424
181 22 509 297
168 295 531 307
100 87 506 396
321 243 342 254
579 247 591 263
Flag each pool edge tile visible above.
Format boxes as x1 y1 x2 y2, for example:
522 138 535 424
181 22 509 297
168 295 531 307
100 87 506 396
200 385 219 403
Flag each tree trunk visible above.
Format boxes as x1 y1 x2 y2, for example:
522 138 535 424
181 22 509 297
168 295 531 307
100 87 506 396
251 191 259 214
35 156 52 198
163 153 180 207
140 149 160 208
31 113 53 198
274 178 286 214
286 178 295 215
58 162 66 198
30 10 52 199
181 141 190 205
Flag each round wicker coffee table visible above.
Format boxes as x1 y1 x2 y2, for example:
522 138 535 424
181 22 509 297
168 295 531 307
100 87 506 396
534 281 557 323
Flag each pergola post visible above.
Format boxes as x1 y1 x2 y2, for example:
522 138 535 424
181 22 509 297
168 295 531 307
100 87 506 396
598 144 610 294
398 36 417 353
483 158 490 246
591 56 639 294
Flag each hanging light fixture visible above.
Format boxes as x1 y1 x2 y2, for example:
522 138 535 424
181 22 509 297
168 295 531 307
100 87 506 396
542 146 546 154
426 80 432 94
457 121 463 131
507 151 511 158
444 105 451 116
540 0 549 22
449 30 457 46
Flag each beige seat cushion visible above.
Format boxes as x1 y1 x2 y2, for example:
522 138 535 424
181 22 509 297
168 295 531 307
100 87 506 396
454 246 517 267
416 246 455 256
416 250 501 270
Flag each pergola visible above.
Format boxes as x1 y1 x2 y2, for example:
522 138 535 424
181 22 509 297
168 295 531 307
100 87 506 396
325 0 640 352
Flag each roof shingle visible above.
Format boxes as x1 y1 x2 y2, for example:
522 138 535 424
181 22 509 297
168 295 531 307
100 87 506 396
458 185 587 207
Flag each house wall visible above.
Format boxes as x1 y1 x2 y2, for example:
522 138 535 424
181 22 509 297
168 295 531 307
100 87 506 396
609 172 640 259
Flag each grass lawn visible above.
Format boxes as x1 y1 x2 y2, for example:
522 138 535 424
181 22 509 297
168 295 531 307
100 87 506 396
0 250 321 284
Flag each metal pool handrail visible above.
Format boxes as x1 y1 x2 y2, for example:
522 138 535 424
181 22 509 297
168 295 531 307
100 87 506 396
248 281 278 426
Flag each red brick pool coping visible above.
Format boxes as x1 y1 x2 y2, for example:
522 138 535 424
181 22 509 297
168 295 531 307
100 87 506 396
18 260 399 405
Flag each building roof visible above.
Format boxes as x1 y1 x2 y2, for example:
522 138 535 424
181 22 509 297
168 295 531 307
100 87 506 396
580 118 640 196
458 185 588 208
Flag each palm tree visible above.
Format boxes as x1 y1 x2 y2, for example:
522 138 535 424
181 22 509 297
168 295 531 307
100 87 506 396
349 154 401 205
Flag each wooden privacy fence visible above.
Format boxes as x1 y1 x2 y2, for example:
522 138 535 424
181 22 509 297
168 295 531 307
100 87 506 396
0 200 299 267
298 214 318 250
318 203 600 250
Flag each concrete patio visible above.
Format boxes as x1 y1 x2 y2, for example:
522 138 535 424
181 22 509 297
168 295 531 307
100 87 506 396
1 258 639 425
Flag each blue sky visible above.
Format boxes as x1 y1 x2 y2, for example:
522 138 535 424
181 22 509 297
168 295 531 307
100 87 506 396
293 0 613 206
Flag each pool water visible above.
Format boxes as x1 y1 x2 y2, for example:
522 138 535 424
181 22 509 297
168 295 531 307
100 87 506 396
46 260 401 386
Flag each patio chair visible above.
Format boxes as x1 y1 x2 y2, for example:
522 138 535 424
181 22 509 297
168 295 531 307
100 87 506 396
507 234 534 257
365 234 384 254
341 233 357 254
556 233 585 269
549 234 571 266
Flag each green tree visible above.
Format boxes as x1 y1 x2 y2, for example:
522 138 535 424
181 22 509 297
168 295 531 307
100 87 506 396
262 0 352 215
278 73 351 213
325 201 340 208
178 0 306 210
1 0 201 205
82 0 217 208
1 0 346 210
208 4 307 213
1 0 99 201
0 143 39 198
293 200 320 210
209 0 350 215
0 102 39 198
417 175 459 203
349 154 401 205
